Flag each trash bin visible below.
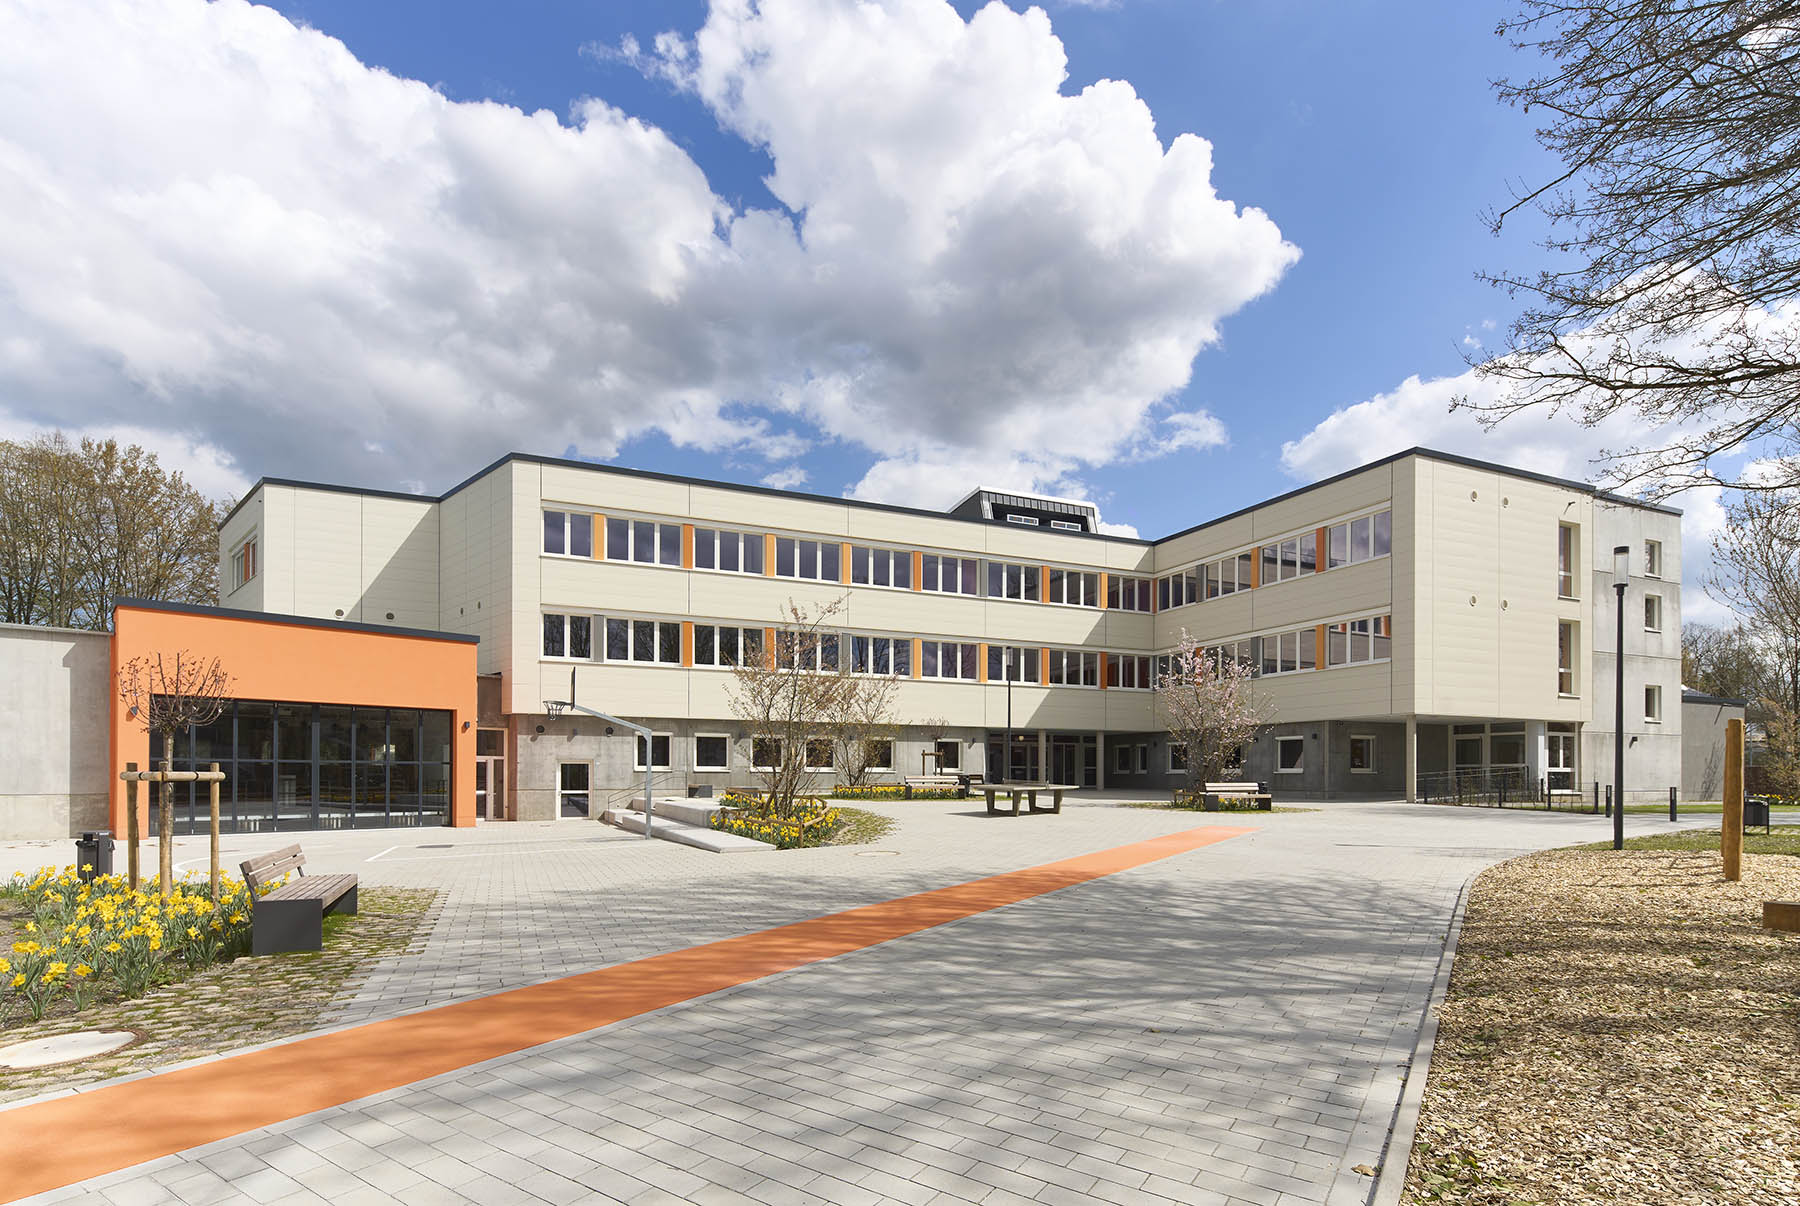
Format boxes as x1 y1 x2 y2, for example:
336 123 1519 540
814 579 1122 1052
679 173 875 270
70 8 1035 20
1744 797 1772 835
75 831 115 881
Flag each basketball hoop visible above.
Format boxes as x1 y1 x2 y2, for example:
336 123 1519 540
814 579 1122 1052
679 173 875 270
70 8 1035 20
544 700 569 719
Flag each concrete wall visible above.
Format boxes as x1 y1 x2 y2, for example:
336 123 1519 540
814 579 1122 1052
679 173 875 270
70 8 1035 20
0 624 111 839
1681 696 1744 801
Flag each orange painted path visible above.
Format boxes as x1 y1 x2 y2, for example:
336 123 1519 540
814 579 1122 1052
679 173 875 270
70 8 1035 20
0 825 1249 1201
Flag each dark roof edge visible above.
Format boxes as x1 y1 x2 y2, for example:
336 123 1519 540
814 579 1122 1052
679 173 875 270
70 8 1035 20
112 597 481 645
1681 688 1749 708
219 445 1682 550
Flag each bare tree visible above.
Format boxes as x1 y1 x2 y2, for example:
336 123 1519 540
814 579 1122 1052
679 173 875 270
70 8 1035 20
1155 631 1274 796
1707 489 1800 716
725 599 856 817
0 432 226 628
827 671 902 788
1683 621 1780 702
1467 1 1800 494
117 652 235 899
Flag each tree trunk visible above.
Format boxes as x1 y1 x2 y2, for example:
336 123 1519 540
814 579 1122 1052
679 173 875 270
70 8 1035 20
209 761 222 903
158 732 174 901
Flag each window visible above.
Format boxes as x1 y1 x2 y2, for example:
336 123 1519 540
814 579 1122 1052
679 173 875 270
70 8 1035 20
751 737 783 770
1005 514 1040 526
987 561 1041 602
1136 745 1149 773
934 740 960 770
1644 594 1663 632
921 640 979 680
846 634 909 676
1325 615 1392 667
634 733 672 771
1350 735 1376 773
1645 684 1663 722
1107 575 1152 611
776 629 839 672
849 545 912 588
1324 510 1392 571
864 740 894 771
1193 639 1256 675
1259 533 1315 585
805 738 835 770
1261 628 1319 675
605 518 681 565
1050 520 1081 532
604 617 682 665
774 537 840 582
1157 568 1200 610
1105 653 1152 689
1276 736 1304 773
1644 538 1663 578
1169 744 1187 773
692 624 763 668
1114 744 1132 774
922 554 979 595
1557 621 1577 696
693 528 764 574
542 510 595 558
987 645 1040 683
1557 523 1578 598
694 735 729 771
542 613 599 660
229 537 258 591
557 763 590 820
1202 551 1255 599
1046 650 1099 686
1045 568 1098 607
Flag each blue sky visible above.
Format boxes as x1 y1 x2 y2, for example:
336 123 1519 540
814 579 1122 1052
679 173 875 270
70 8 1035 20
249 0 1556 535
15 0 1694 561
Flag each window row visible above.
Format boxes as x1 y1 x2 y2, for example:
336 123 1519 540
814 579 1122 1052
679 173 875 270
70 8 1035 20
1105 653 1154 690
1107 575 1153 612
694 527 764 575
618 734 897 773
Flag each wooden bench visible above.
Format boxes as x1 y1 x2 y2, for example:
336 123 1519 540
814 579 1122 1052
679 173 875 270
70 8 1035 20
239 844 358 955
980 782 1078 816
1201 781 1273 811
904 775 967 799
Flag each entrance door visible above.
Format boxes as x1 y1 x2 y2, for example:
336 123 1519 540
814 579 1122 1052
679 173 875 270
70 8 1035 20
475 758 506 820
1049 736 1097 787
1547 731 1576 792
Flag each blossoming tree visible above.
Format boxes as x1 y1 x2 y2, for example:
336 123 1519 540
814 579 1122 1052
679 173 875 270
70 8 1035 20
117 650 234 899
726 598 858 818
1154 629 1274 800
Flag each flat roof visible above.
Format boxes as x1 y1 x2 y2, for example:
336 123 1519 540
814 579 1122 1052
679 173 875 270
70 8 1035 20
220 445 1681 545
112 598 481 644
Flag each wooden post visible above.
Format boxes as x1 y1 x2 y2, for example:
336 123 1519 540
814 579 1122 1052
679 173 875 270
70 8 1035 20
209 761 222 903
1723 717 1744 882
158 736 175 902
125 762 139 890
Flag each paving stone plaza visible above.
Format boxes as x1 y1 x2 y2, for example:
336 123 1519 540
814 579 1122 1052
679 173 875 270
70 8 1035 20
0 799 1704 1205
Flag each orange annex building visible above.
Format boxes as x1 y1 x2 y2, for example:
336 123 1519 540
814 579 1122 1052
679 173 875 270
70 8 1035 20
108 600 478 836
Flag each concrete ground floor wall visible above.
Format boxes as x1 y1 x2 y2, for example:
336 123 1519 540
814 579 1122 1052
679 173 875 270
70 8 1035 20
0 623 111 839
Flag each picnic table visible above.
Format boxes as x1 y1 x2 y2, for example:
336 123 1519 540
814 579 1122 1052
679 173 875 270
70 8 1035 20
980 782 1078 816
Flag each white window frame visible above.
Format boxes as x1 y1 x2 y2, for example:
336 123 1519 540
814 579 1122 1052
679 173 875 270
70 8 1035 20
1114 744 1132 774
1168 744 1187 773
751 737 784 771
692 527 764 576
542 612 603 661
1644 538 1663 578
1644 593 1663 633
920 553 979 596
848 545 912 589
1644 684 1663 723
1275 736 1305 774
542 509 596 559
863 739 894 772
1349 734 1377 774
1323 509 1393 571
604 617 683 665
921 640 978 680
774 536 839 582
1050 519 1081 532
804 737 835 771
229 534 258 593
1557 523 1578 599
634 732 673 771
1045 567 1098 608
1557 621 1578 697
605 516 682 566
1005 514 1040 526
694 734 730 771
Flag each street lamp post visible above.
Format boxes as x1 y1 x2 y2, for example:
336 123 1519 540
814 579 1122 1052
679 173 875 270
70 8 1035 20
1004 646 1014 785
1613 544 1629 851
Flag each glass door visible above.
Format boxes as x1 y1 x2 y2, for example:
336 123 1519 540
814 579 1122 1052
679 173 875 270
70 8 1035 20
1547 730 1575 792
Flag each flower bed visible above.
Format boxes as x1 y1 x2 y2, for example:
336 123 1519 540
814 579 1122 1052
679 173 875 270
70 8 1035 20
2 865 271 1025
1170 788 1267 811
712 793 843 849
828 784 960 801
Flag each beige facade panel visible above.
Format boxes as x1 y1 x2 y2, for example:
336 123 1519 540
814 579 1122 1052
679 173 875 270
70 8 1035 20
1152 514 1257 574
1252 463 1393 542
687 484 851 540
218 491 268 613
1388 457 1420 714
976 601 1108 647
540 463 690 518
542 560 690 617
1155 591 1252 647
1245 560 1393 633
1252 663 1396 723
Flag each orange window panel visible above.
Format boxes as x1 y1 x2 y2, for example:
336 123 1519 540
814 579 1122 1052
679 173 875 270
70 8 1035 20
1040 647 1051 685
681 525 695 569
1315 527 1328 572
681 621 695 667
594 514 606 560
840 542 853 585
911 551 924 591
977 643 989 683
911 638 923 678
764 534 777 577
1097 571 1108 609
1314 624 1326 669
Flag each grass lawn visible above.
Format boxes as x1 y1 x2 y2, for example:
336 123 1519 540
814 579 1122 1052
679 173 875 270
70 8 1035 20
825 806 897 846
1401 840 1800 1204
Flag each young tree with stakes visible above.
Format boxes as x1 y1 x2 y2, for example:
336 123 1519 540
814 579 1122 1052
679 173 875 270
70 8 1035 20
828 669 902 789
726 599 856 818
1155 630 1274 800
117 651 234 899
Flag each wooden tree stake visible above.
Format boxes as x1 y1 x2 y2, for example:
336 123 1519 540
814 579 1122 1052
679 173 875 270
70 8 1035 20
209 761 222 903
1723 717 1744 882
125 762 139 889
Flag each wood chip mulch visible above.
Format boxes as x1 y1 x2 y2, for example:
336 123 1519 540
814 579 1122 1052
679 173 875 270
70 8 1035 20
1400 848 1800 1206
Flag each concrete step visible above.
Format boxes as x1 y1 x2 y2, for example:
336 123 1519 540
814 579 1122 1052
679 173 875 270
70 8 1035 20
626 797 722 827
600 808 774 854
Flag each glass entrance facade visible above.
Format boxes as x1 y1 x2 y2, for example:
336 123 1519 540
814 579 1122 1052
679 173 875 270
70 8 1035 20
151 698 453 834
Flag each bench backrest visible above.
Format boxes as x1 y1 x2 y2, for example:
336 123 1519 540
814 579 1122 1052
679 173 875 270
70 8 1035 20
1205 782 1260 793
240 844 306 892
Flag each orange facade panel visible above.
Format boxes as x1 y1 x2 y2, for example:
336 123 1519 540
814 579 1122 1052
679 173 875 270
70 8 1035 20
109 602 480 834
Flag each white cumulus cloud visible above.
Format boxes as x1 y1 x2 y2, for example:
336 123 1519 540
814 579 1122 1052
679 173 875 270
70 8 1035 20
0 0 1294 511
